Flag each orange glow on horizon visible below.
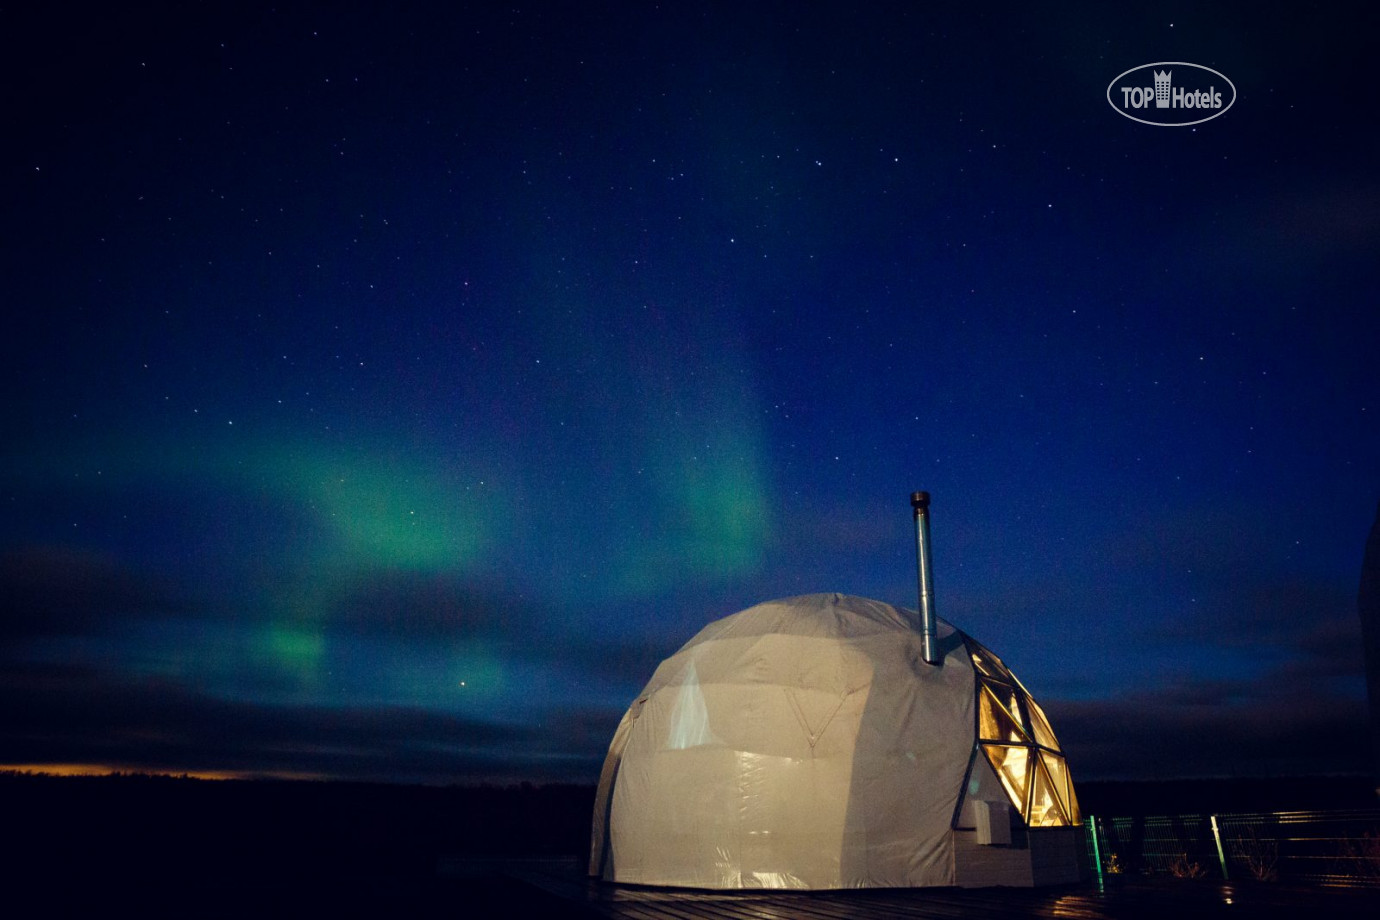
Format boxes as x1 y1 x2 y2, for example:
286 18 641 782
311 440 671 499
0 763 330 782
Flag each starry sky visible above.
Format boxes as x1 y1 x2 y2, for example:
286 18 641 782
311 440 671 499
2 2 1377 784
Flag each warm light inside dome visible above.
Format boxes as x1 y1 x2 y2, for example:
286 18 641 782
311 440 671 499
968 639 1080 826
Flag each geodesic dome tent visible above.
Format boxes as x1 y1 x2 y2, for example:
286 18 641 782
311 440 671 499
589 593 1082 889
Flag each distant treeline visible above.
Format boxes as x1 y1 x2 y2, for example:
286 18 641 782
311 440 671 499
2 770 1372 888
0 771 595 889
1077 774 1375 816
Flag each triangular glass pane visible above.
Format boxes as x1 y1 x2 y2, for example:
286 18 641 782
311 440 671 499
982 743 1030 818
1004 666 1035 700
968 640 1016 684
1064 767 1082 824
978 683 1030 743
1024 694 1061 751
1027 754 1069 827
970 647 1000 679
983 680 1026 733
1039 751 1072 820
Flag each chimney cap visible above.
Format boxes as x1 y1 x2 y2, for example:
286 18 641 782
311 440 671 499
910 491 930 511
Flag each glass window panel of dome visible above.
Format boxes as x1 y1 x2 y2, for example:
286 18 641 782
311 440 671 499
1039 751 1072 819
982 743 1031 817
1027 755 1069 827
984 680 1026 733
1004 667 1035 700
1023 694 1061 751
969 645 1000 679
969 639 1016 684
977 684 1000 740
1063 765 1082 823
978 683 1029 743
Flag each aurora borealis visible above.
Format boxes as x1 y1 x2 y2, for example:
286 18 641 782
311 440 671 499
2 3 1377 784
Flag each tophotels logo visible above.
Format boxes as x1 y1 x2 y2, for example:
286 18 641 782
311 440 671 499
1107 62 1235 126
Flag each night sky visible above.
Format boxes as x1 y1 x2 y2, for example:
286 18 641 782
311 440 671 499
3 3 1376 785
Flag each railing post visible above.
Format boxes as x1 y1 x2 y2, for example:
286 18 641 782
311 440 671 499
1087 814 1104 887
1210 814 1229 880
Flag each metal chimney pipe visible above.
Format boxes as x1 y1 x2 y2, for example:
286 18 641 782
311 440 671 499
911 491 941 665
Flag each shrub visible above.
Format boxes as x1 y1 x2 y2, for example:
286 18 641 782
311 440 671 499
1337 830 1380 883
1229 825 1278 882
1169 854 1206 879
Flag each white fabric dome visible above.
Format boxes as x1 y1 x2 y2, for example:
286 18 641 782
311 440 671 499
589 593 1080 889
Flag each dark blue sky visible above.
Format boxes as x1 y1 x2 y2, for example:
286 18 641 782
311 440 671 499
2 2 1376 783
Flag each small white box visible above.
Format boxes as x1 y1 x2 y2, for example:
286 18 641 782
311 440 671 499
974 799 1011 846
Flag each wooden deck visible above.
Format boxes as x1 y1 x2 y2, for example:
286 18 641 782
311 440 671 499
459 858 1380 919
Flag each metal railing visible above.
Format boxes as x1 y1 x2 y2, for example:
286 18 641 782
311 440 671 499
1083 809 1380 889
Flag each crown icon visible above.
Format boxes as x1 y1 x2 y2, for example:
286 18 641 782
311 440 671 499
1153 70 1171 108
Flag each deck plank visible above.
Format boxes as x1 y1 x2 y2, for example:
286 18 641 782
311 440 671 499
493 859 1380 920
